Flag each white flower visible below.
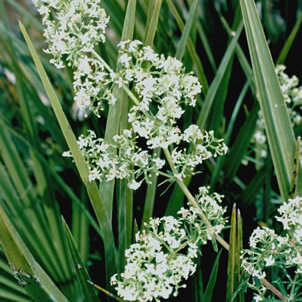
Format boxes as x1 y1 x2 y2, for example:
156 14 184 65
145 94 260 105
128 179 142 190
111 198 226 302
264 255 275 267
254 294 263 302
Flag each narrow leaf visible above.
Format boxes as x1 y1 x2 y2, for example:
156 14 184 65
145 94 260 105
196 22 243 130
63 219 98 302
0 209 68 302
240 0 302 199
143 0 162 46
277 14 302 64
226 204 237 301
19 22 117 275
175 0 199 60
166 0 208 92
203 250 222 302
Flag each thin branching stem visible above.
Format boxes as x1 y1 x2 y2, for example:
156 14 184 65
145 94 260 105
92 48 287 301
163 147 288 302
91 50 140 106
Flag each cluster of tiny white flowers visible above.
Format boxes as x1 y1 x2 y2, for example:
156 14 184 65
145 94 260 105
250 65 302 166
172 127 228 179
114 40 204 149
32 0 115 114
111 187 227 301
63 40 227 188
32 0 109 67
241 196 302 300
64 126 226 189
179 186 227 243
63 129 165 189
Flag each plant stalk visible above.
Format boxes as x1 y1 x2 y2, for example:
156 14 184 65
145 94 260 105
163 148 288 302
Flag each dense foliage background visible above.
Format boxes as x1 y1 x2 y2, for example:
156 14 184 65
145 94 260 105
0 0 301 301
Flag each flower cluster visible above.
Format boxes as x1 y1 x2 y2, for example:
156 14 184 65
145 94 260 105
33 0 109 68
111 187 227 301
64 127 226 189
171 127 228 179
115 40 201 150
33 0 115 114
241 196 302 301
63 129 165 189
250 65 302 167
63 40 227 189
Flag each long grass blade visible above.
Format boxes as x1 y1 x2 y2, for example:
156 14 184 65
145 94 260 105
19 22 118 276
277 13 302 64
63 219 98 302
196 22 243 130
211 82 249 186
237 209 244 302
0 209 68 301
166 0 208 93
143 0 162 46
240 0 302 199
203 250 222 302
224 103 259 180
102 0 137 228
175 0 199 60
226 204 237 301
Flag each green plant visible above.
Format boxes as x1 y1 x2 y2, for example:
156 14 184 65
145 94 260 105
0 0 301 301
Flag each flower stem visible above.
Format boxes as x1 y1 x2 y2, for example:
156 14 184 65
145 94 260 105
163 147 288 302
91 50 140 106
93 49 288 302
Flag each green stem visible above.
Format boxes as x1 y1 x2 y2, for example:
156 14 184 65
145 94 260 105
93 48 287 302
91 50 140 106
162 147 288 302
163 148 230 251
288 274 298 302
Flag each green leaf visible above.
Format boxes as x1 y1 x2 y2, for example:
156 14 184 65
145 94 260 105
226 204 237 302
106 0 137 271
0 115 102 238
144 0 162 46
196 21 217 73
220 17 256 95
117 179 133 269
203 250 222 302
63 219 98 302
277 13 302 64
196 22 243 130
240 166 266 204
240 0 302 199
175 0 199 60
19 22 117 276
236 209 244 302
0 209 68 302
166 0 208 93
211 81 249 186
72 191 90 263
224 103 259 180
226 204 244 302
0 133 69 283
101 0 137 233
141 149 161 226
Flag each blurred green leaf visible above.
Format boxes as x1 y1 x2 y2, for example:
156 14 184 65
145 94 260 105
277 13 302 64
175 0 199 60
